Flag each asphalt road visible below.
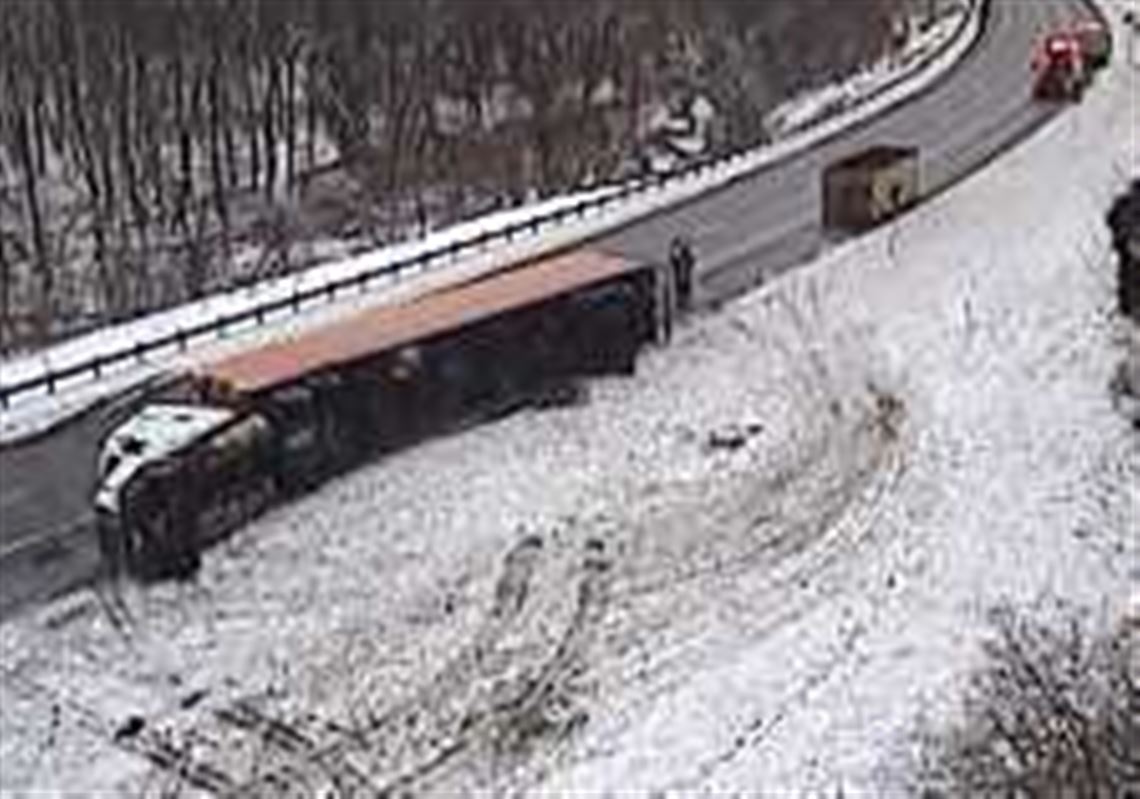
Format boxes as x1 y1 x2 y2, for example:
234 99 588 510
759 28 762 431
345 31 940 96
0 0 1097 619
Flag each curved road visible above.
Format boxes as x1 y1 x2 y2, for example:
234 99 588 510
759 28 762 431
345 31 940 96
598 0 1088 293
0 0 1099 618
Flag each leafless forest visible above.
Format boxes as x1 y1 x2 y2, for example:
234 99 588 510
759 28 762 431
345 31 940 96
0 0 916 351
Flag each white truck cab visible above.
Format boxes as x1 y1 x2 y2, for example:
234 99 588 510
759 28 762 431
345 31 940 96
94 403 237 515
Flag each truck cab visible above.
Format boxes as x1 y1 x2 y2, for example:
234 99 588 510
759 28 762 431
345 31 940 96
1032 32 1089 101
94 402 273 580
95 403 238 516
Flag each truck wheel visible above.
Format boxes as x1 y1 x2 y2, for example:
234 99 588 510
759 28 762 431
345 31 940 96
126 517 160 579
121 517 149 577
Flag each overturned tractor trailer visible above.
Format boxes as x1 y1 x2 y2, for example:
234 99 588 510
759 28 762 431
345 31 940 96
94 248 677 580
822 145 920 233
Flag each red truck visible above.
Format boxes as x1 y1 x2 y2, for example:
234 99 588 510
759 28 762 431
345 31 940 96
1032 31 1090 102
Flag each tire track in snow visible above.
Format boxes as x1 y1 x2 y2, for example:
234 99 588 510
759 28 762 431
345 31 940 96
377 536 613 795
660 442 910 794
123 533 614 797
23 534 547 797
513 399 911 792
0 667 241 796
210 533 552 796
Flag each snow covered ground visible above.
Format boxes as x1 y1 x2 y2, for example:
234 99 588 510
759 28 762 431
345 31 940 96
1 3 1135 795
0 0 984 446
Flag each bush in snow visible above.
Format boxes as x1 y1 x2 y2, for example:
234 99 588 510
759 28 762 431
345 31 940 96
1106 180 1140 428
915 598 1140 797
1107 179 1140 322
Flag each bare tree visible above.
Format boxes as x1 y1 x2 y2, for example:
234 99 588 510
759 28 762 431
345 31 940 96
0 0 915 351
916 599 1140 797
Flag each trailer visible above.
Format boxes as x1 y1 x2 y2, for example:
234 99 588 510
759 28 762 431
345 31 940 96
1072 19 1111 69
93 248 673 580
821 145 920 233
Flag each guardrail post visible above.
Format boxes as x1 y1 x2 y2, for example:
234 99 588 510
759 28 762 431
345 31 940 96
177 329 187 352
292 289 301 312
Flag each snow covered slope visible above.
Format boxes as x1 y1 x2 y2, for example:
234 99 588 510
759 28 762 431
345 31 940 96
0 3 1135 795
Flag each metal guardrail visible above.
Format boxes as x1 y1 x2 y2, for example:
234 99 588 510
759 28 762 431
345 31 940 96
0 0 981 410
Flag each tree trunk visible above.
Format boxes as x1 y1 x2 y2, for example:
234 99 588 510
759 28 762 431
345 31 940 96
245 62 261 192
305 51 317 173
31 71 48 175
119 44 151 310
172 54 192 235
208 58 231 252
0 231 11 351
285 45 297 191
263 57 279 200
58 7 112 320
13 107 52 342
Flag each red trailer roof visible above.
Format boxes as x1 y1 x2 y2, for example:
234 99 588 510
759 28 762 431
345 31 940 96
196 249 647 395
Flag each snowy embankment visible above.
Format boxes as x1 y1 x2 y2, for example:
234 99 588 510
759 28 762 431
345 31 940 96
0 0 980 446
1 5 1134 796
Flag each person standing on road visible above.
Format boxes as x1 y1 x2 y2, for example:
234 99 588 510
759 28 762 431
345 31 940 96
669 235 696 313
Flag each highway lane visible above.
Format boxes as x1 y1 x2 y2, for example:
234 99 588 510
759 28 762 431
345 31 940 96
0 0 1098 618
0 407 115 618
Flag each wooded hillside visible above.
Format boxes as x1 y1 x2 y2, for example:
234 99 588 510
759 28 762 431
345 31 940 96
0 0 921 351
